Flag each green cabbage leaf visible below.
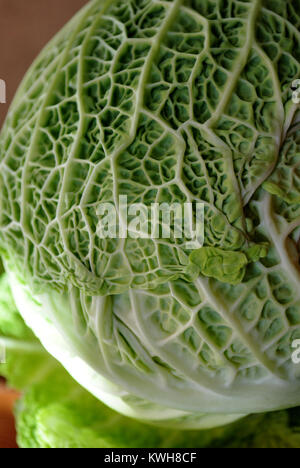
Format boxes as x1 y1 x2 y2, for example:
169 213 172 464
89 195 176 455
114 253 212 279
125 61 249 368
0 0 300 428
1 273 300 448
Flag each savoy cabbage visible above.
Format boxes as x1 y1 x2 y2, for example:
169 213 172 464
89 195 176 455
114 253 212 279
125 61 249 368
1 272 300 448
0 0 300 430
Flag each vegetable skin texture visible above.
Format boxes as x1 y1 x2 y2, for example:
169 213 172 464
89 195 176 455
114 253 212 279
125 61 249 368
0 0 299 428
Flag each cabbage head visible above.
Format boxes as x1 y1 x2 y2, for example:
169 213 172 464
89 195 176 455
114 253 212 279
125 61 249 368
0 0 300 429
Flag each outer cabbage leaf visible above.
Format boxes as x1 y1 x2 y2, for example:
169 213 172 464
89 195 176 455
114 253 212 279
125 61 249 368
190 247 249 285
0 0 300 429
264 113 300 204
8 187 300 420
16 368 300 449
2 0 299 294
0 275 51 390
1 273 300 449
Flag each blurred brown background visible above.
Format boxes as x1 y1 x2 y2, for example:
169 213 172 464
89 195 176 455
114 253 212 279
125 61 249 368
0 0 88 127
0 381 19 449
0 0 88 448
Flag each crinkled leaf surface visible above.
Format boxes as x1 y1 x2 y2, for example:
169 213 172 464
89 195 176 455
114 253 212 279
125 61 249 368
0 0 300 426
1 0 299 294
